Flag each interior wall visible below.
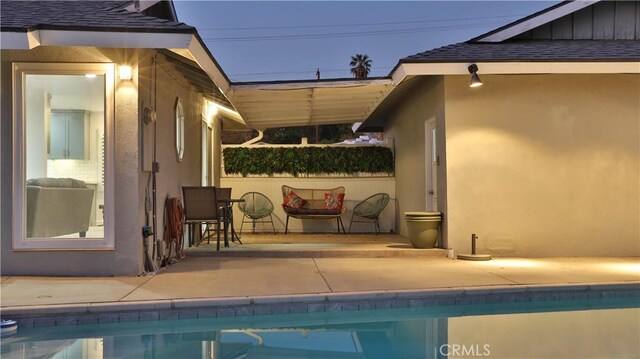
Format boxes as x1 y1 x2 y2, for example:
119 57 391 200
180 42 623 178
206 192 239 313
384 76 446 239
444 73 640 256
25 89 47 179
0 47 142 275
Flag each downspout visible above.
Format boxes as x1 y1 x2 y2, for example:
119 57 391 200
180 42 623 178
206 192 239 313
241 130 263 146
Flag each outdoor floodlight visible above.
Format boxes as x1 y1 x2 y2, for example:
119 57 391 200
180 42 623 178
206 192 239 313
468 63 483 88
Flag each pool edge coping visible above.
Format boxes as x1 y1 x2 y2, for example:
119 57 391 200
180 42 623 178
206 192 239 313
2 280 638 318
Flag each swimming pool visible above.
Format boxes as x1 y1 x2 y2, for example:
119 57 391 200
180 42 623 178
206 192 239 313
2 293 638 358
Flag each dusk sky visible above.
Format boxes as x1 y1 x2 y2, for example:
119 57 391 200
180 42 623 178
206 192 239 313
174 1 559 82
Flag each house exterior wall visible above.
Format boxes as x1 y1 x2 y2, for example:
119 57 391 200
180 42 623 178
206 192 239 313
383 77 447 241
443 73 640 257
137 52 203 262
0 47 204 275
1 47 141 275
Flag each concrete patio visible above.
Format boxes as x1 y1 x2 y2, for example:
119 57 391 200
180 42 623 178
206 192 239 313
1 234 638 310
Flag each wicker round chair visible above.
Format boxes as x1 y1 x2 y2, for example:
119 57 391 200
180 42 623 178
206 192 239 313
348 193 390 234
238 192 277 234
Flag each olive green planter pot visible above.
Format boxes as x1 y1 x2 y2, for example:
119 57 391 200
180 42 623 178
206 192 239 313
405 212 442 249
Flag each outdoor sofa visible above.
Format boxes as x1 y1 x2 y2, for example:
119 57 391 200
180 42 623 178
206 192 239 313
281 185 346 234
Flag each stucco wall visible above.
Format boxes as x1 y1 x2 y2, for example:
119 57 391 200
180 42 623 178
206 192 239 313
1 47 142 275
384 77 447 241
137 52 203 264
1 48 206 275
444 74 640 256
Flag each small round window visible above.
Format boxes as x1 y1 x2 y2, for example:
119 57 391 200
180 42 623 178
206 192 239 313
175 98 185 161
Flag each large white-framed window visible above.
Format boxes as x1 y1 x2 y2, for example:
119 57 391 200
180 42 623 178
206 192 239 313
12 62 115 250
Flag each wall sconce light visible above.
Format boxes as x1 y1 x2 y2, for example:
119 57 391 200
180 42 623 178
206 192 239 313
119 65 132 80
468 63 483 88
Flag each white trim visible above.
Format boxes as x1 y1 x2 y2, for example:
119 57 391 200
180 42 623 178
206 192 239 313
1 31 39 49
42 30 192 49
210 102 243 122
397 62 640 78
12 62 116 250
230 78 392 91
476 1 599 42
187 36 230 93
1 29 191 50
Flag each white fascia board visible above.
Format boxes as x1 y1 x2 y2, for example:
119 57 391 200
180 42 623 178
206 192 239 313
477 1 598 42
36 30 192 48
187 35 230 93
213 102 244 122
1 31 41 49
230 78 392 91
1 29 190 49
397 62 640 78
185 36 244 125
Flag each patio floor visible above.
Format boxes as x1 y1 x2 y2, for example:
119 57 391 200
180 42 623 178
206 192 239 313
1 233 638 311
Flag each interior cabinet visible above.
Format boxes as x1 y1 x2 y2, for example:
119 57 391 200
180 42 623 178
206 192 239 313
49 109 89 159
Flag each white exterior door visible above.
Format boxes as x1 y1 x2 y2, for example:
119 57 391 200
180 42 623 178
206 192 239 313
425 118 438 211
201 120 213 186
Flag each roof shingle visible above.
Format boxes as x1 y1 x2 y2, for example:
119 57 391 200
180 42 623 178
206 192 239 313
400 40 640 63
0 1 194 33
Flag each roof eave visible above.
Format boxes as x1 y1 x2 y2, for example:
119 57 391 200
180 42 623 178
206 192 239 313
1 27 243 125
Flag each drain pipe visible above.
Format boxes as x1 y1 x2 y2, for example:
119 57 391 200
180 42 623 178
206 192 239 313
241 130 264 146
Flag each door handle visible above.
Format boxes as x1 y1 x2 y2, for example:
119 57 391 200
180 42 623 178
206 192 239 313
428 191 434 195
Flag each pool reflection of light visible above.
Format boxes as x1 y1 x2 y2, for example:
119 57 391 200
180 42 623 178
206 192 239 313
473 258 546 268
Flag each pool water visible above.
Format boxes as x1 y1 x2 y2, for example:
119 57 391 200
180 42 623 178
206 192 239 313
1 296 638 358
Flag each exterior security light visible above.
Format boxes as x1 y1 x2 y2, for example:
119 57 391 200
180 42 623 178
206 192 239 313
468 63 483 88
119 65 132 80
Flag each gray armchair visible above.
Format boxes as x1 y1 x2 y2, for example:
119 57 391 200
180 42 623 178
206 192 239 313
26 178 94 238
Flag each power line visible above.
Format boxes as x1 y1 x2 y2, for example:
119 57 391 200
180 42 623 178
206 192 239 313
197 14 526 31
203 22 505 42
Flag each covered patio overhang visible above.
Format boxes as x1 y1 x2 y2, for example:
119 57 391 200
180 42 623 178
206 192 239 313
227 78 395 130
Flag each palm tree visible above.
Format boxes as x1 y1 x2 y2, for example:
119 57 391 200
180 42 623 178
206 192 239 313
350 54 372 79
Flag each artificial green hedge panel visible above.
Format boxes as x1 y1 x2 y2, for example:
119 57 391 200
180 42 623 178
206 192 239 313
223 146 394 176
